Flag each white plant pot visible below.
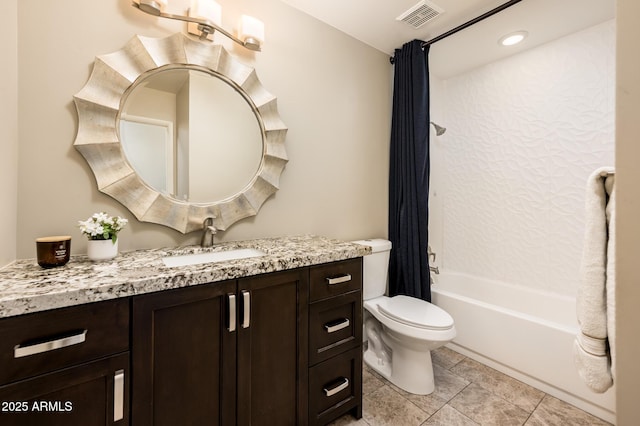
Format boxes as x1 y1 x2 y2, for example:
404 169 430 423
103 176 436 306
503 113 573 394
87 239 119 261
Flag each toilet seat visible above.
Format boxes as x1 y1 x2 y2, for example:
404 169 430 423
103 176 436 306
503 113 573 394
377 295 454 331
364 296 456 343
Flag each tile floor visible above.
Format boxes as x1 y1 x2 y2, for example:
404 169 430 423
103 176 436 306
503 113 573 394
329 346 612 426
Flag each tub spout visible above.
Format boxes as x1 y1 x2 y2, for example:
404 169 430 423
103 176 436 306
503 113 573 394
430 265 440 275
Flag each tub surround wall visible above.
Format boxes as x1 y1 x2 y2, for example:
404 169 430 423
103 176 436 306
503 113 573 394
429 20 615 297
13 0 391 259
428 20 616 423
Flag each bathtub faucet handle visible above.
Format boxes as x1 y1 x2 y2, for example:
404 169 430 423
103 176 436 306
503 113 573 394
427 245 437 263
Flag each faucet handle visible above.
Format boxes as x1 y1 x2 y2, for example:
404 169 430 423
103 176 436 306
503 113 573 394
427 245 437 263
207 225 218 234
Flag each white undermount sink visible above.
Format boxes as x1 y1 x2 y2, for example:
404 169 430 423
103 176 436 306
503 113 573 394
162 248 267 268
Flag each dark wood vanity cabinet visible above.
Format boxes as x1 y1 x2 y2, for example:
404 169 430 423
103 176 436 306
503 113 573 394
236 269 309 425
0 257 363 426
0 299 130 426
131 279 237 425
132 268 309 425
308 258 363 425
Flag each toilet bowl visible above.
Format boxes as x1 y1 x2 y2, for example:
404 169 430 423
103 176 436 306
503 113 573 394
353 239 456 395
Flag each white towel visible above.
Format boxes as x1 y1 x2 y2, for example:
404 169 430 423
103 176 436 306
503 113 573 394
574 167 615 393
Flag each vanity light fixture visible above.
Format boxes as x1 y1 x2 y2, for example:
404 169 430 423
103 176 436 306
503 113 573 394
498 30 528 46
132 0 265 51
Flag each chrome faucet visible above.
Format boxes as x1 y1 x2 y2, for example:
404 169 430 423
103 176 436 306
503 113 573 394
200 217 217 247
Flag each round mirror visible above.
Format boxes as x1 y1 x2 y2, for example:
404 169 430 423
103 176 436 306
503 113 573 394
73 34 288 233
119 67 263 203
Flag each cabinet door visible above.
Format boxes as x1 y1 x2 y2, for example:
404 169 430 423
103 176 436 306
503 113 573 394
0 353 129 426
132 281 237 426
237 269 309 426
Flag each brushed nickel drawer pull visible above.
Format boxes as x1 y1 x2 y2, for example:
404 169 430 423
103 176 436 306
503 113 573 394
241 290 251 328
324 318 350 333
114 369 124 422
228 294 237 332
326 274 352 285
14 329 87 358
324 377 349 397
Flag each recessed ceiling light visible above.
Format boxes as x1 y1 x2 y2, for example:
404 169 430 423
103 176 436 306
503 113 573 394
498 31 528 46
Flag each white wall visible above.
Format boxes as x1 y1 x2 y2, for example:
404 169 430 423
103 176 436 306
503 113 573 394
614 0 640 423
429 20 615 297
14 0 391 258
0 0 18 267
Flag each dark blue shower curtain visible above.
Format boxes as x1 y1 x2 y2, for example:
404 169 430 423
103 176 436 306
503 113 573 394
388 40 431 302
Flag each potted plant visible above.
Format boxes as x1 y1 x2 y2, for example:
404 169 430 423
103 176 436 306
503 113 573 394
78 212 128 261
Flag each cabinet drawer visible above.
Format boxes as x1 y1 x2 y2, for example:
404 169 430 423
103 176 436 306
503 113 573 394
0 352 129 426
309 347 362 426
309 290 362 365
309 258 362 302
0 298 130 384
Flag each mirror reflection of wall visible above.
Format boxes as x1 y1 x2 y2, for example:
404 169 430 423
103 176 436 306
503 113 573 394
119 68 263 203
120 117 174 195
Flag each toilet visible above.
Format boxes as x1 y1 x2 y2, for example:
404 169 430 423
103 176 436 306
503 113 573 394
353 239 456 395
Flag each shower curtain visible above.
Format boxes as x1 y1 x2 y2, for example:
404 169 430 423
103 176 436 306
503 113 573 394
388 40 431 301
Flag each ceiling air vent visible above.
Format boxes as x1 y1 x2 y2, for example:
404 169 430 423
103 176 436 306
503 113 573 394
396 0 444 29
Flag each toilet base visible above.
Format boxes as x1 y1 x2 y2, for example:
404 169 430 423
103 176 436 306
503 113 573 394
363 346 391 379
364 343 436 395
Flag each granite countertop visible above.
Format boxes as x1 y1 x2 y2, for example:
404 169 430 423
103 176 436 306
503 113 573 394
0 235 371 318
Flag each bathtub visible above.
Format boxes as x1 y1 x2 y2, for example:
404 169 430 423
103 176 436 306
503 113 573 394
431 271 615 424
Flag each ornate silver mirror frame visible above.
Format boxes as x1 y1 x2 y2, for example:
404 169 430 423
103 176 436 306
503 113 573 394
73 33 288 233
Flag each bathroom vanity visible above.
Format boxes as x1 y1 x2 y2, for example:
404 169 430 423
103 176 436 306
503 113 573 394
0 236 368 425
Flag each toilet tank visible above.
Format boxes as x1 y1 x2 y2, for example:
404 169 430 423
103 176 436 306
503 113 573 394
352 239 392 301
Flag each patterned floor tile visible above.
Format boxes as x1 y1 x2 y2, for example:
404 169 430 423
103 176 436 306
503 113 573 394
424 404 480 426
524 395 612 426
387 364 470 415
450 357 545 412
449 382 531 426
333 346 610 426
363 385 430 426
363 364 386 395
326 414 369 426
432 346 467 370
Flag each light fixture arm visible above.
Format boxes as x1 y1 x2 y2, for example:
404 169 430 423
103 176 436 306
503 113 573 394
132 2 261 51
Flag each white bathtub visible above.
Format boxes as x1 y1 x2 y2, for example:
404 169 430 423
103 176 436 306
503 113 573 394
431 271 615 424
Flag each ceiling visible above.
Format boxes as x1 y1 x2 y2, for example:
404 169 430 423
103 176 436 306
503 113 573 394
280 0 615 79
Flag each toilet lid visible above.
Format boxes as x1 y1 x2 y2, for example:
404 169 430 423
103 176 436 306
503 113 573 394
377 295 453 330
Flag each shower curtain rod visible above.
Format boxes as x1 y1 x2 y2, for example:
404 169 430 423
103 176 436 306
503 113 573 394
390 0 523 64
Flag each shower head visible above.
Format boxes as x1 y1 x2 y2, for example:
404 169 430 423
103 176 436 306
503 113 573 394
430 121 446 136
